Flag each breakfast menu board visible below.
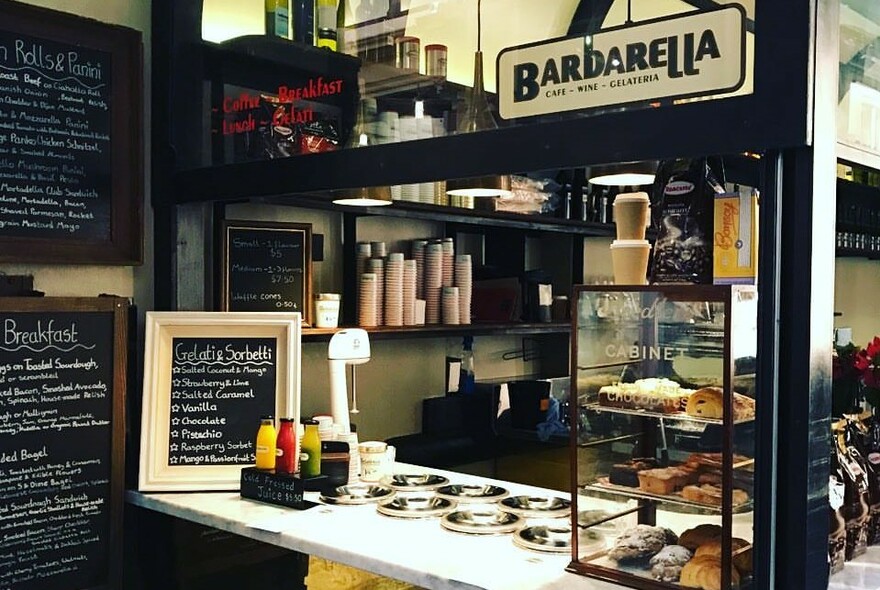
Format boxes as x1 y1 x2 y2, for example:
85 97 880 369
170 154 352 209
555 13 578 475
168 337 277 467
221 221 312 323
0 298 126 590
0 2 142 264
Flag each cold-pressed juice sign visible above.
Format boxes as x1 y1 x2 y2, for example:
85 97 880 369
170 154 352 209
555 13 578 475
497 6 746 119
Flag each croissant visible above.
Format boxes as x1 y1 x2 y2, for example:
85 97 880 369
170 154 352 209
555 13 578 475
680 555 741 590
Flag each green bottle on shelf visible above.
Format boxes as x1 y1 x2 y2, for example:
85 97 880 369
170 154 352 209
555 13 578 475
265 0 291 39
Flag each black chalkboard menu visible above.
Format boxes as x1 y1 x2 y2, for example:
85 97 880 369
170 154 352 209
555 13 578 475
168 337 277 467
0 2 142 264
220 221 312 323
0 297 127 590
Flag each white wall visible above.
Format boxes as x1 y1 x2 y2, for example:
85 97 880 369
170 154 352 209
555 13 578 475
0 0 151 306
835 257 880 345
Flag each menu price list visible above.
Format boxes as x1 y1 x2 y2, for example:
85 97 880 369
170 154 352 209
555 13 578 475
0 312 112 590
169 337 277 467
226 227 305 312
0 31 112 241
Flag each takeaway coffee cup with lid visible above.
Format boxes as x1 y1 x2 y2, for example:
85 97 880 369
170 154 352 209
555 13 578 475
610 240 651 285
613 192 651 240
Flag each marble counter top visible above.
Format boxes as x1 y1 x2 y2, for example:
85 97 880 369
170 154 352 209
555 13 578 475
829 546 880 590
126 464 749 590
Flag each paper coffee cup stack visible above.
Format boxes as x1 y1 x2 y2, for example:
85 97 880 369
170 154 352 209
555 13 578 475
610 192 651 285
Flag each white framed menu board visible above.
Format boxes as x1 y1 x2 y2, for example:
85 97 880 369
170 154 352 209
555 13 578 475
139 312 302 491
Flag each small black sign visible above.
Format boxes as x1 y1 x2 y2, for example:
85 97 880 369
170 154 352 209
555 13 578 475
221 221 312 323
0 298 127 590
168 337 277 467
239 467 316 509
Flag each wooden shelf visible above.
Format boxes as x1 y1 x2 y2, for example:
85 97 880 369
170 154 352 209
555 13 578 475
302 321 571 342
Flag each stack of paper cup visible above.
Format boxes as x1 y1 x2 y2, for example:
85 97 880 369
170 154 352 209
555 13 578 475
613 192 651 240
417 118 435 203
385 253 404 326
425 242 443 323
433 180 448 206
356 242 371 310
359 273 378 327
398 116 420 201
403 259 417 326
454 254 472 325
368 258 384 325
412 240 427 300
441 238 454 288
610 240 651 285
441 286 460 325
610 192 651 285
370 241 387 258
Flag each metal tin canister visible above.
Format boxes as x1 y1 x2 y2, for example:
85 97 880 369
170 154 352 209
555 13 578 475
425 44 447 78
395 36 420 71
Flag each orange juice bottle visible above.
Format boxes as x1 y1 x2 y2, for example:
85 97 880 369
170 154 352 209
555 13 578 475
255 415 277 470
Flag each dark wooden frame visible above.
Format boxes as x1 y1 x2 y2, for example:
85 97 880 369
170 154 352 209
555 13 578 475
0 296 128 590
0 1 143 264
219 220 313 324
568 284 744 590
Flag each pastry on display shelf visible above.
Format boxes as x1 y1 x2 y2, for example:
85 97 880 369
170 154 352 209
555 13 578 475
678 524 723 551
609 457 659 487
649 544 693 583
607 524 677 562
598 378 694 413
681 483 750 507
679 554 741 590
684 387 756 420
694 538 753 576
637 466 699 495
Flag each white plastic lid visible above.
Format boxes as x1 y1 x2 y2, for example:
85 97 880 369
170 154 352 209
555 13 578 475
613 191 650 203
359 441 388 453
317 293 341 300
610 239 652 249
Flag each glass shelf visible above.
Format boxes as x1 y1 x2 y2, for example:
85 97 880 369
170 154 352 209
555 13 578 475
579 402 756 426
582 479 754 515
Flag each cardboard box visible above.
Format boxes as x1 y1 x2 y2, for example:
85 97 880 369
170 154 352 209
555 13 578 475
714 188 758 285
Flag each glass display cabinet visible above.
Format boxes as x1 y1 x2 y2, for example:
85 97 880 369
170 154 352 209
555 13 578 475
568 285 758 590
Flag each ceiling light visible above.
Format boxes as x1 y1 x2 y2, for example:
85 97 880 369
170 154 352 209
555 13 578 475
446 175 512 198
588 162 657 187
331 186 393 206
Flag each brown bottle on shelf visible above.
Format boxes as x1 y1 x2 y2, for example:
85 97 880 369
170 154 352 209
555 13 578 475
838 427 870 559
829 435 847 574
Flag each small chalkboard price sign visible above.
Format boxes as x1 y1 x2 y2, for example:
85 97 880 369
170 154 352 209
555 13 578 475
0 296 128 590
220 221 312 324
0 2 143 264
139 312 301 491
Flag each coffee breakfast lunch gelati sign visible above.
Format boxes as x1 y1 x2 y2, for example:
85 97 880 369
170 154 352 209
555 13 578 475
497 5 746 120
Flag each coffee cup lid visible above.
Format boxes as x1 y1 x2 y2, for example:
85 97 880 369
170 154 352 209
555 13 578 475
613 191 650 203
610 239 652 249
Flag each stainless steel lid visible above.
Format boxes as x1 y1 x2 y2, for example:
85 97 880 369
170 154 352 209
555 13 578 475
376 495 457 519
499 495 571 518
319 484 395 505
435 484 509 503
440 508 522 535
381 473 450 491
513 524 573 553
513 524 606 554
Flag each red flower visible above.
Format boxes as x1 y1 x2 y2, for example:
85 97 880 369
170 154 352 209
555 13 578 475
868 336 880 359
855 349 871 372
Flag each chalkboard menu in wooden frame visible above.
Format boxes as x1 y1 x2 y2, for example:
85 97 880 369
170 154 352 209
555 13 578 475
220 221 313 323
0 1 143 264
0 296 128 590
139 312 301 491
